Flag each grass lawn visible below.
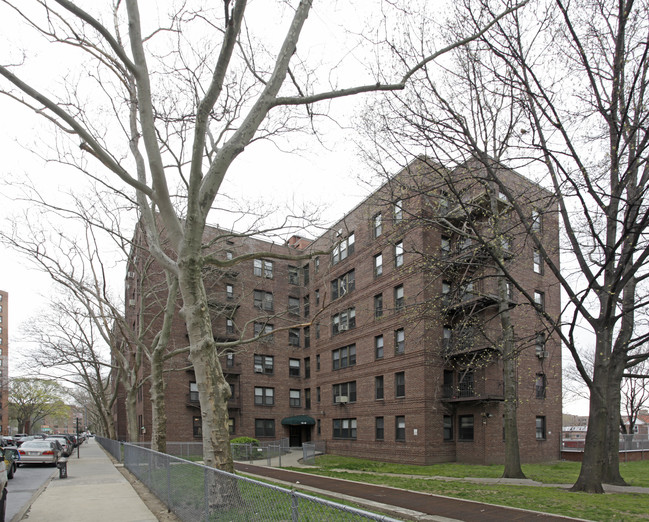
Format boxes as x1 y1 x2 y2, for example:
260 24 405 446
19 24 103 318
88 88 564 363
278 457 649 521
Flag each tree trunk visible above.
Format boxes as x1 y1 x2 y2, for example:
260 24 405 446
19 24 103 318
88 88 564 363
571 333 611 493
125 385 139 443
150 348 167 453
178 252 234 472
603 354 627 485
500 277 525 479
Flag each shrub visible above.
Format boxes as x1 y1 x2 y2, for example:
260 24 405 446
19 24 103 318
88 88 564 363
230 437 259 459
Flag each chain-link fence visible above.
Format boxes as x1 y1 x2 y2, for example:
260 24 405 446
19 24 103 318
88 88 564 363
302 441 326 465
104 440 399 522
96 436 122 462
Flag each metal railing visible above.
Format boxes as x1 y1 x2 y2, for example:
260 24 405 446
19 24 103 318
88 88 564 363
98 438 397 521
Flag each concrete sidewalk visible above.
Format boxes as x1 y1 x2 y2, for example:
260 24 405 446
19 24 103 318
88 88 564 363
17 438 157 522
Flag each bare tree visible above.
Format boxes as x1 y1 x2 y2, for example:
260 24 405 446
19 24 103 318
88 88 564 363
359 0 649 492
0 0 525 472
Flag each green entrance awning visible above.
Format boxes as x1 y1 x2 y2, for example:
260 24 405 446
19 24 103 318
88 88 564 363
281 415 315 426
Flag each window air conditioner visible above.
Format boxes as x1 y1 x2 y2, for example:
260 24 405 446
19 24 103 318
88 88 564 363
537 350 549 359
254 365 263 373
129 299 136 306
336 396 349 404
127 271 135 278
338 324 348 331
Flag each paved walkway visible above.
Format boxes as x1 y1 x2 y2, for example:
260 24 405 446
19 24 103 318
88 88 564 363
234 449 649 521
16 438 157 522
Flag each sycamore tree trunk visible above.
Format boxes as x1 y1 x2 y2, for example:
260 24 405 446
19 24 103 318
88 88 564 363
571 331 612 493
150 348 167 453
125 384 139 443
177 252 233 472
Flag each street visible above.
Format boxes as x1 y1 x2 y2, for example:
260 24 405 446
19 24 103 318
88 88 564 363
6 463 57 521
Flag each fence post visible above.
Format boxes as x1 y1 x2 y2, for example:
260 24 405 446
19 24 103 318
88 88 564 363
291 490 299 522
204 466 210 522
166 456 171 510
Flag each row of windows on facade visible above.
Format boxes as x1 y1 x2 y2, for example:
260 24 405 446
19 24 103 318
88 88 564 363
237 413 549 441
245 242 543 332
245 368 546 410
247 197 543 286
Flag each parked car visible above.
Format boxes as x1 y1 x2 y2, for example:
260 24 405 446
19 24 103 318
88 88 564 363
17 440 61 466
0 447 8 520
0 445 19 479
14 436 35 447
46 435 73 457
43 439 66 457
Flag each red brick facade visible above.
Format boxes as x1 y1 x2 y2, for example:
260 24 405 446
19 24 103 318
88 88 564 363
119 158 562 465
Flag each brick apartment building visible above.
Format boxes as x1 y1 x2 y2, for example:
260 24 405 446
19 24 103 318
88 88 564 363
0 290 8 435
117 157 562 465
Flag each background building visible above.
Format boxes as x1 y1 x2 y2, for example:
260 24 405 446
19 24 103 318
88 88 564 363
118 158 562 465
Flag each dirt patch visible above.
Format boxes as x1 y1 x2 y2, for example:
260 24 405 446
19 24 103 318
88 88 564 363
115 464 182 522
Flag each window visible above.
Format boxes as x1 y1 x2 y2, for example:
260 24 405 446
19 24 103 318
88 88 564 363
289 328 300 347
376 417 384 440
443 415 453 441
255 419 275 438
395 372 405 397
332 344 356 370
532 209 542 232
226 352 235 368
316 386 321 402
254 290 274 311
441 236 451 256
228 418 235 435
333 418 357 439
374 253 383 277
535 332 546 355
304 295 310 317
535 373 547 399
189 382 199 402
317 419 321 434
289 389 301 407
305 388 311 409
288 296 300 315
375 335 384 359
226 284 234 299
314 257 320 273
288 266 299 285
394 241 404 267
332 308 356 335
254 259 273 278
394 284 404 311
316 354 320 371
375 376 384 400
394 199 403 222
254 322 274 341
506 281 514 300
374 294 383 318
333 381 356 403
254 387 275 406
254 354 274 374
395 328 405 354
533 249 543 274
315 289 320 306
442 281 451 305
289 358 300 377
316 322 320 339
536 416 546 440
226 318 235 334
304 357 310 379
332 232 355 265
373 213 382 238
304 326 310 348
534 291 545 312
226 250 233 260
443 370 454 398
331 270 355 300
395 416 406 441
459 415 474 441
193 416 202 438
